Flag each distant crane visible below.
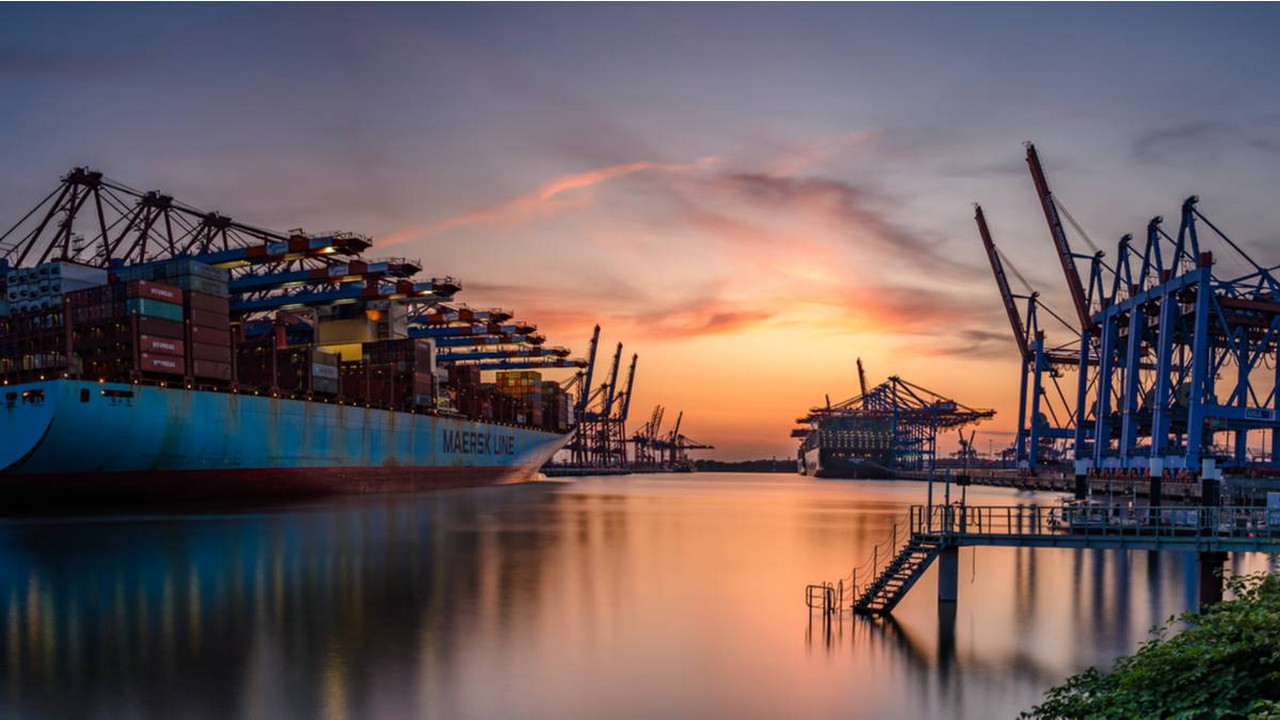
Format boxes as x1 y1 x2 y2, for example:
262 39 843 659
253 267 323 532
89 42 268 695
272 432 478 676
650 410 715 471
563 329 631 469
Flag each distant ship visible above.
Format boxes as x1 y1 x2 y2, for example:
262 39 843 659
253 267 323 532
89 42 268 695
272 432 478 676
793 360 994 481
795 414 896 479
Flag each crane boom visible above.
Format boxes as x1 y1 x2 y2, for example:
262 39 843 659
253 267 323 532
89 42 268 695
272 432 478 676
618 353 638 422
576 325 601 418
857 358 869 409
1026 143 1093 331
975 204 1030 359
602 342 623 418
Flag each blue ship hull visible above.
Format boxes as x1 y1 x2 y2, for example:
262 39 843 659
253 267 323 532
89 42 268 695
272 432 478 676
0 380 571 498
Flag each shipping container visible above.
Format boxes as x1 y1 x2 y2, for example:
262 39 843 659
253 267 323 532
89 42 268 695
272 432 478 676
138 315 185 340
188 307 226 329
313 377 340 396
190 359 232 381
139 352 184 375
126 298 184 323
138 334 185 357
190 342 232 363
125 280 182 304
184 290 230 315
190 324 231 346
173 274 229 298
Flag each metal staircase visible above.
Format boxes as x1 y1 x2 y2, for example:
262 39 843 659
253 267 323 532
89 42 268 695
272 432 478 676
853 536 945 615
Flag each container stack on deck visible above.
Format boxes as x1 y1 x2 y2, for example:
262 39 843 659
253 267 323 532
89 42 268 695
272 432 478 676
0 257 570 430
0 167 586 436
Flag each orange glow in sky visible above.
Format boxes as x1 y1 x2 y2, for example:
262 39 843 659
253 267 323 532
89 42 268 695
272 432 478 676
381 139 1022 460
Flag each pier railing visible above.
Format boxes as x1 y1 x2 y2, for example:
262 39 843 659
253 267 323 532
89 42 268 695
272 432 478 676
909 503 1280 542
817 502 1280 618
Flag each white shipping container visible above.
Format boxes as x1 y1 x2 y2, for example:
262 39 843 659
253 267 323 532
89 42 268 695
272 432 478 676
311 363 340 380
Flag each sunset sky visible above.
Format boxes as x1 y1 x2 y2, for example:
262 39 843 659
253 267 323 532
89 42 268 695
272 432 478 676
5 4 1280 459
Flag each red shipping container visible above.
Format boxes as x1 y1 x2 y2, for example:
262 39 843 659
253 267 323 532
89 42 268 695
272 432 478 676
139 352 184 375
189 307 227 329
126 280 182 305
136 315 184 340
137 334 185 357
190 359 232 381
184 291 230 315
190 324 231 346
190 341 232 363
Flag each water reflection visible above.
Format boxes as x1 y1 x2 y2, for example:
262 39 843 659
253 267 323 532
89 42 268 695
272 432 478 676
0 475 1273 719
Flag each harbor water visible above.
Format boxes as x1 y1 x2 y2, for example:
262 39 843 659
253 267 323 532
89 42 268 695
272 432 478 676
0 473 1273 719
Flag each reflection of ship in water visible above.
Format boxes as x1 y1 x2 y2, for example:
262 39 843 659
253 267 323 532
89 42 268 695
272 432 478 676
0 487 579 719
794 360 995 479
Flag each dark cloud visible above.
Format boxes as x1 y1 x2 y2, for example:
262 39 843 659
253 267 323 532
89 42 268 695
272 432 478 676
929 327 1019 359
1131 122 1225 163
709 172 965 273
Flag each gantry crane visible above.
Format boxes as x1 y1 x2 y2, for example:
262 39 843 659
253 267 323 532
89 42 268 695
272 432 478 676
975 203 1082 473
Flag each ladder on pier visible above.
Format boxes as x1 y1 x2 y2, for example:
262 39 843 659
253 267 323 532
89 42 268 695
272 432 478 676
853 536 944 615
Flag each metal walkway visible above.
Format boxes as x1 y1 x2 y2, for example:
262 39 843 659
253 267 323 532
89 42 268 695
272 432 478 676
841 503 1280 615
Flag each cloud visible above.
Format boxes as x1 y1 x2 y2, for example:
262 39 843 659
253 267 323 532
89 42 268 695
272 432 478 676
763 130 874 176
704 172 956 271
378 156 723 246
1131 122 1225 163
928 327 1019 359
460 278 777 342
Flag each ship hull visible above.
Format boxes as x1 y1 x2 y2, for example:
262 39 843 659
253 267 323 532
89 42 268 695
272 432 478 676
797 444 895 480
811 454 895 480
0 380 570 499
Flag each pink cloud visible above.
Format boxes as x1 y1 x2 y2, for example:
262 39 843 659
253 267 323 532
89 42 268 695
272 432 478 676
377 155 723 247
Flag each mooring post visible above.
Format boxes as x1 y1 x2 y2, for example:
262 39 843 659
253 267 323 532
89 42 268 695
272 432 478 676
1197 551 1227 612
1149 457 1163 507
938 545 959 603
1201 459 1222 507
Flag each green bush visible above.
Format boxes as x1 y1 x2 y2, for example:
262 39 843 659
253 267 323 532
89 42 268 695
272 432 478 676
1024 571 1280 720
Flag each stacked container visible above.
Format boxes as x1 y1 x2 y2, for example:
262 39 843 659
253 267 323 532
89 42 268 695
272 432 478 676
183 283 232 383
62 279 187 380
107 257 232 382
5 262 108 314
496 370 543 426
358 338 436 408
541 381 572 432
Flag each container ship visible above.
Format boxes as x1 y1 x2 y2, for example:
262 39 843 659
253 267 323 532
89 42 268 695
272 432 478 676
0 169 583 500
793 362 995 480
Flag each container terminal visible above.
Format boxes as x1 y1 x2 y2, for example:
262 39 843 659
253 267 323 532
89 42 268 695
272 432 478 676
547 323 712 476
798 143 1280 507
0 168 594 499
